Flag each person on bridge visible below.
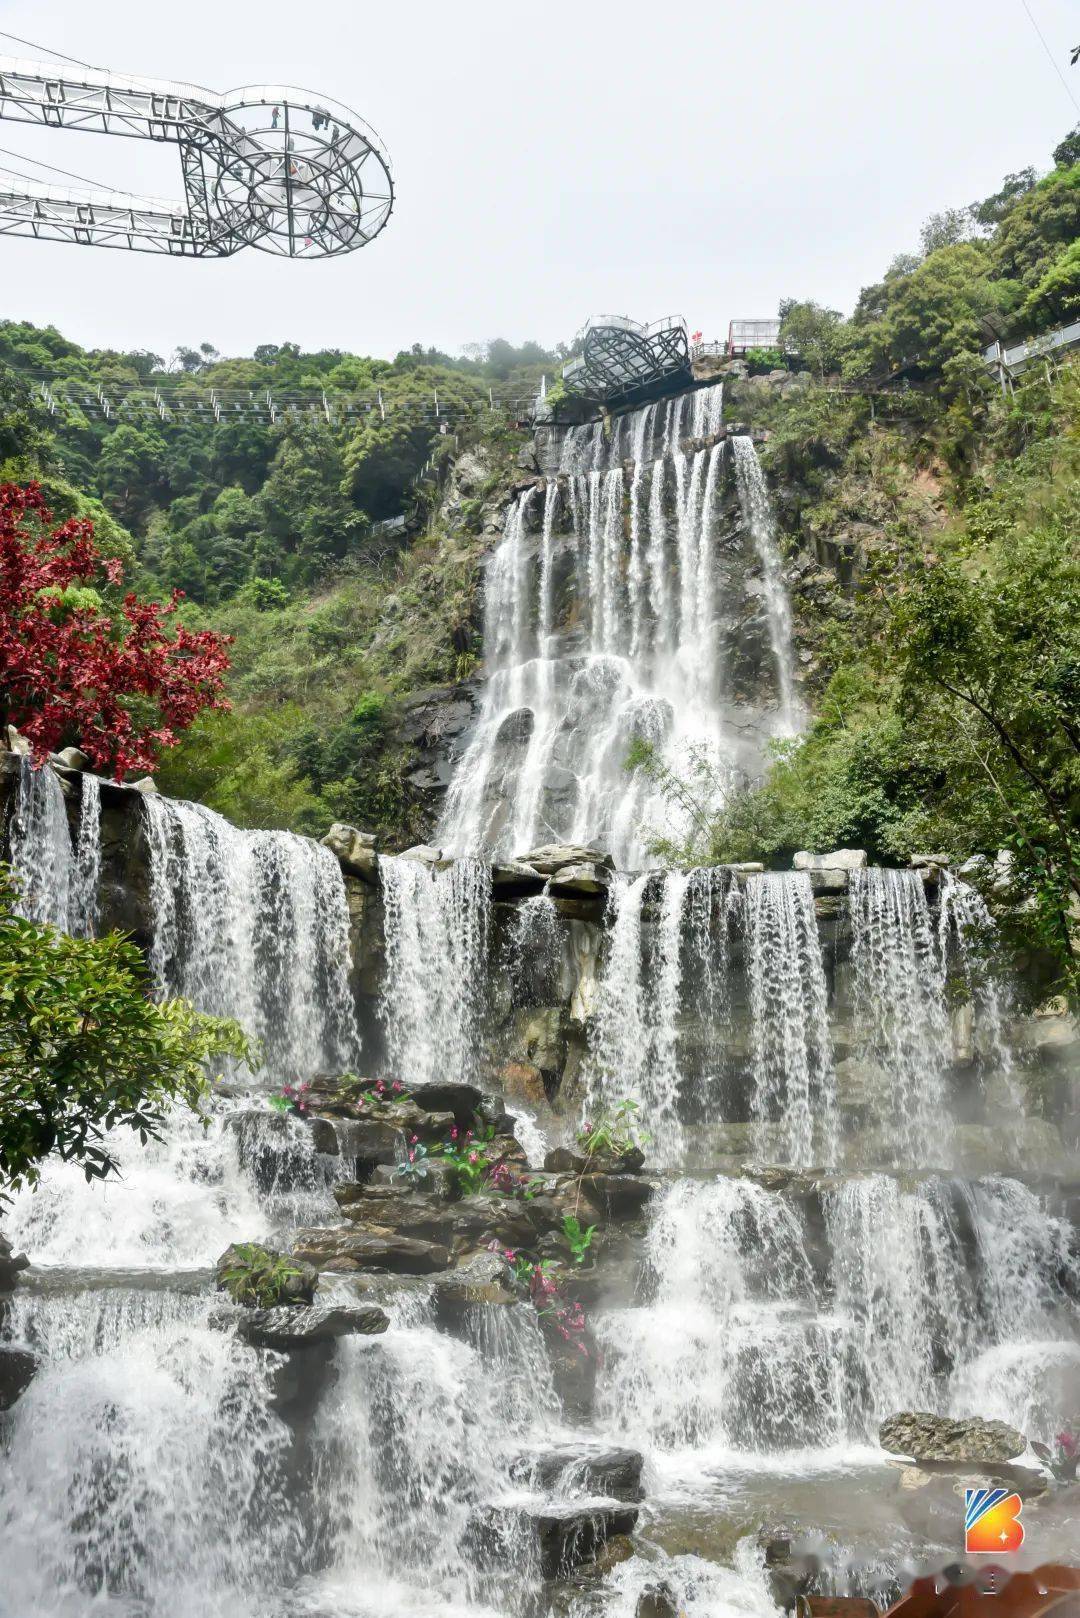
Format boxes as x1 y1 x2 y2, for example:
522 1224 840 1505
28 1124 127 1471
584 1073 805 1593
271 106 280 130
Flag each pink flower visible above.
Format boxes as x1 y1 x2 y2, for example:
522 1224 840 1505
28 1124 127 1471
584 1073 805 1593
410 1134 419 1144
450 1127 459 1140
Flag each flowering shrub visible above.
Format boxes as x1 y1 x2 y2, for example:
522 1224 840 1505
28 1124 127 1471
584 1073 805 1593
0 482 230 777
488 1242 591 1358
336 1074 408 1108
268 1080 311 1116
433 1123 496 1195
575 1097 648 1160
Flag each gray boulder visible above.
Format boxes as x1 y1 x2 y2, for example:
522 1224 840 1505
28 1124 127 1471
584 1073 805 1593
221 1302 388 1351
321 823 378 881
0 1231 29 1293
0 1346 36 1410
515 1443 644 1502
491 860 544 891
879 1411 1026 1464
469 1500 638 1580
433 1251 519 1323
793 848 867 872
548 861 611 896
54 746 90 771
398 844 444 866
515 844 615 876
293 1227 451 1275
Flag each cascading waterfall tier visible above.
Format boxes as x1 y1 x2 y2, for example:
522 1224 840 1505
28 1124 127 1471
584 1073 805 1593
7 756 101 935
583 868 738 1166
378 853 491 1086
584 867 842 1170
744 871 837 1166
597 1173 1080 1462
847 867 952 1161
142 793 359 1084
439 383 800 866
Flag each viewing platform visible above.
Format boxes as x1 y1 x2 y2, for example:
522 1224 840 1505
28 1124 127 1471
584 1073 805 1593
561 314 691 408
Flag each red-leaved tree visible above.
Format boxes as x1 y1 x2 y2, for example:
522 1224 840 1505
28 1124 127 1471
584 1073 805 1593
0 482 232 777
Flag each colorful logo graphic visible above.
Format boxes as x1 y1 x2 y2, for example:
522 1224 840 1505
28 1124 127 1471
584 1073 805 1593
965 1488 1025 1554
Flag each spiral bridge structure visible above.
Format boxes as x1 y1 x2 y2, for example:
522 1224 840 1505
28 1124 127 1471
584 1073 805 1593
0 56 393 257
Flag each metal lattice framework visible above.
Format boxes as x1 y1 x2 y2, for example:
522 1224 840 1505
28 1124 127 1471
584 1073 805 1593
23 373 541 427
0 55 393 257
562 315 691 404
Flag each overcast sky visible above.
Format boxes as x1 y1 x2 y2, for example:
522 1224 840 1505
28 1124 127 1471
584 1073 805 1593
0 0 1077 363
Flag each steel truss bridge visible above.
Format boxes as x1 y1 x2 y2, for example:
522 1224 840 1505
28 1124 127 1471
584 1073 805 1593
0 55 393 257
23 373 541 429
561 315 691 406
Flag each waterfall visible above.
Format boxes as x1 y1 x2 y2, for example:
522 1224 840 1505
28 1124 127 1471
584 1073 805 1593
0 1290 298 1618
70 772 102 937
584 869 737 1165
596 1178 843 1456
5 1100 274 1269
731 435 798 735
142 793 359 1083
439 382 798 867
825 1173 1080 1441
744 872 837 1166
8 758 103 936
8 756 74 929
847 867 951 1160
596 1171 1080 1476
379 854 490 1086
939 869 1013 1073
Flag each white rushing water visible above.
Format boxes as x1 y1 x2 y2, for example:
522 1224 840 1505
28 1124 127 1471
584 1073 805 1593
8 757 103 935
583 869 738 1166
3 540 1078 1612
142 793 359 1084
847 867 952 1161
744 872 837 1166
597 1172 1080 1475
438 386 799 866
378 853 490 1085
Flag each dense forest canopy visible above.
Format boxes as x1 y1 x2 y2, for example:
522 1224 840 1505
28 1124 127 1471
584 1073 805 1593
0 331 564 603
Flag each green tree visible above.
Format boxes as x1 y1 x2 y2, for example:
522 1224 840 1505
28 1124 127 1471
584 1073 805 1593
96 422 168 526
891 528 1080 959
919 207 974 256
778 299 847 380
1020 238 1080 327
1054 125 1080 169
970 169 1037 230
991 164 1080 290
856 242 1018 381
0 880 251 1192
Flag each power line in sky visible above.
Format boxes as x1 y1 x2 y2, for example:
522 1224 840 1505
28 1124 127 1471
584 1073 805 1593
1017 0 1080 115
